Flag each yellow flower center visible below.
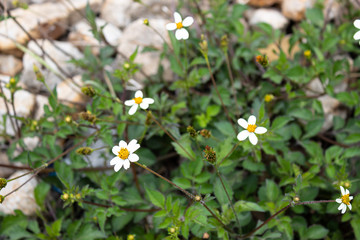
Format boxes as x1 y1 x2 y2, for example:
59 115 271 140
133 97 143 104
264 94 274 102
247 124 257 133
176 22 183 29
118 148 130 160
341 194 351 205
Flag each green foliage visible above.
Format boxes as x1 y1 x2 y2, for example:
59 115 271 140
1 1 360 240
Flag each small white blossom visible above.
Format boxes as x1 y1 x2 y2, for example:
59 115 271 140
124 90 154 115
166 12 194 40
237 115 267 145
354 19 360 43
336 186 353 214
110 139 140 171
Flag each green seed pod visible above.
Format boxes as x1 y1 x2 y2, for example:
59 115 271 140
0 178 7 189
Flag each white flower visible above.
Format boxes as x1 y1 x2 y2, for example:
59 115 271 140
166 12 194 40
354 19 360 42
237 115 267 145
124 90 154 115
336 186 353 214
110 139 140 171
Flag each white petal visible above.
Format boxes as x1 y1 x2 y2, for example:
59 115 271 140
354 19 360 29
255 127 267 134
140 102 150 109
174 12 182 23
348 203 352 211
182 16 194 27
114 160 124 172
349 196 353 200
129 104 138 115
123 160 131 169
175 29 183 40
248 115 256 125
119 140 127 149
142 98 154 104
341 205 347 214
354 31 360 40
110 156 120 165
112 146 120 155
125 100 135 106
237 130 249 141
128 139 140 152
237 118 248 129
335 198 342 204
166 23 177 30
249 132 258 145
135 90 143 98
345 189 350 195
128 153 139 162
180 28 189 39
338 203 345 211
340 186 345 196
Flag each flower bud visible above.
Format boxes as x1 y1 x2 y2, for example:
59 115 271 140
124 63 130 70
0 178 7 189
256 55 269 67
203 146 216 164
203 233 210 239
264 94 274 102
61 193 69 200
76 147 94 155
293 196 300 202
187 126 197 138
75 193 81 200
65 115 72 123
304 50 311 59
143 19 149 26
79 111 96 123
199 34 208 57
145 111 153 126
127 234 135 240
81 86 96 98
0 195 4 203
220 35 228 51
199 129 211 138
195 195 201 202
33 64 45 83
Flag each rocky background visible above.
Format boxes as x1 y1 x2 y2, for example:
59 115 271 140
0 0 358 216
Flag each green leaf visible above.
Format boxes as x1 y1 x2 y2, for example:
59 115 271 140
34 182 50 209
74 224 106 240
265 179 281 202
271 116 293 130
171 135 195 160
302 119 324 139
351 217 360 240
263 68 282 84
145 187 165 208
214 177 233 205
289 108 313 121
344 133 360 144
305 225 329 239
206 105 221 117
234 201 265 212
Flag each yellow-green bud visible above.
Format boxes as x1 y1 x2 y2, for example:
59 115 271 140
0 178 7 189
143 19 149 26
65 115 72 123
187 126 197 138
124 63 130 70
304 50 311 59
145 111 153 126
199 36 208 56
220 35 228 51
61 193 69 200
10 78 16 85
81 86 96 98
344 181 350 188
195 195 201 202
169 228 176 233
75 193 81 200
256 55 269 67
76 147 94 155
293 196 300 202
264 94 274 102
127 234 135 240
0 195 4 203
33 64 45 83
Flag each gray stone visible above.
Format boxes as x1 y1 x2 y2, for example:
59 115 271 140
20 39 83 91
101 0 132 28
0 170 38 216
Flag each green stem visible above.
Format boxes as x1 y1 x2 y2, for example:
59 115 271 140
224 52 240 117
204 56 236 132
241 200 336 239
217 142 241 166
134 161 232 233
216 167 241 233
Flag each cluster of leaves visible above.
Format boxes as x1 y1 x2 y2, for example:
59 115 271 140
1 0 360 239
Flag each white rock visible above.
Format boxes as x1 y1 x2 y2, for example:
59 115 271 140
57 75 86 106
0 170 38 216
318 95 346 131
0 55 23 76
101 0 132 28
324 0 341 20
0 78 36 136
117 18 172 81
0 153 15 178
34 95 49 120
247 8 289 30
69 18 122 54
281 0 315 21
129 0 173 20
20 39 83 91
